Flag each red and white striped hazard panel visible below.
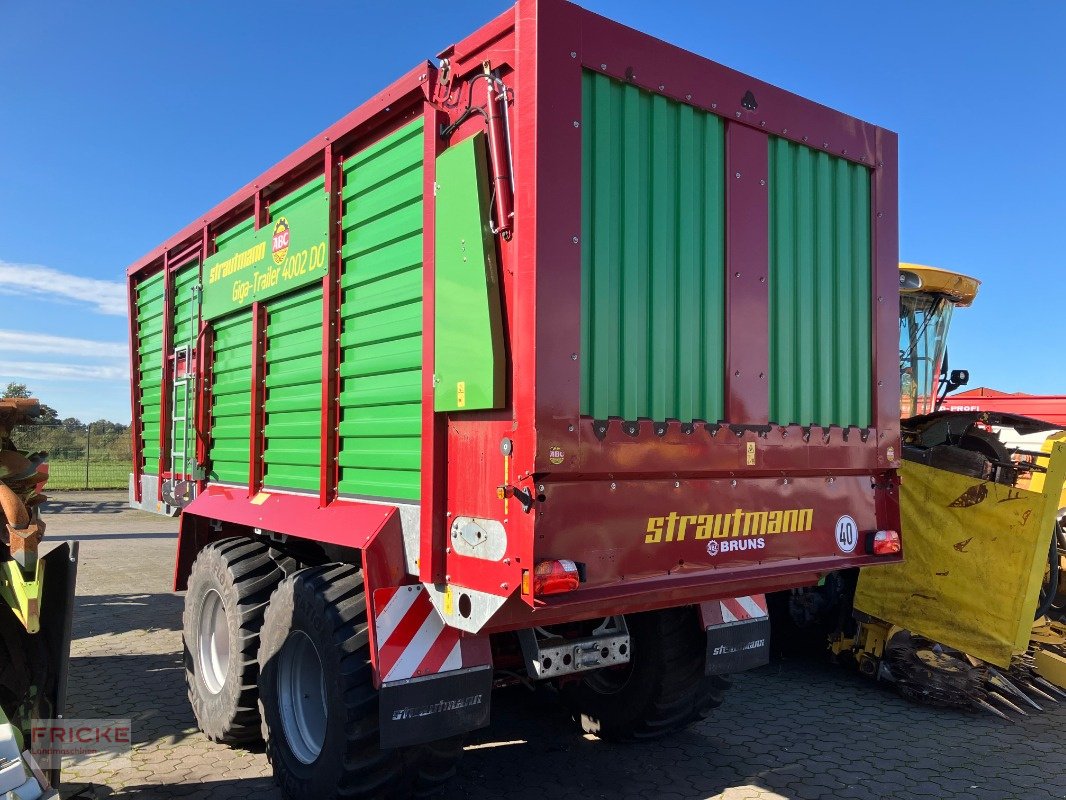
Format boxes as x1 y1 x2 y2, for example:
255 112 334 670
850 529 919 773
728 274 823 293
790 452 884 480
701 594 769 628
372 586 464 684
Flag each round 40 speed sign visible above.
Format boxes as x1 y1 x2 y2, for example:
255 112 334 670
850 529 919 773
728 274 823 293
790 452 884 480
835 515 859 554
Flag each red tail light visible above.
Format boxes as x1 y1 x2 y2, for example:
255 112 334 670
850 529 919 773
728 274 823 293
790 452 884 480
533 559 580 595
868 530 901 556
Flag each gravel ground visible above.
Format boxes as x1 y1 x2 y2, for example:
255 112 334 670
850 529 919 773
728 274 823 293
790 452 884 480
46 491 1066 800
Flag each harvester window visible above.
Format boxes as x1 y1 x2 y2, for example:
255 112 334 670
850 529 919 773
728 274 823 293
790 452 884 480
899 294 954 418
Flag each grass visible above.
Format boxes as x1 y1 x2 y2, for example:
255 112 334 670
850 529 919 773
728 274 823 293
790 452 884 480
44 459 130 491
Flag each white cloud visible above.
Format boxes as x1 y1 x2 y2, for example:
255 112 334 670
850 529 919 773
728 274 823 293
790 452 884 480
0 330 127 359
0 361 129 381
0 260 126 316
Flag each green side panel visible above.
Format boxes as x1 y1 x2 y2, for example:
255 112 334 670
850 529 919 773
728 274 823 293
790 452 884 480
768 137 872 428
263 283 323 491
215 217 255 251
135 272 166 472
204 218 258 484
171 263 200 476
433 132 504 412
201 179 328 320
338 119 424 501
580 70 726 423
208 310 253 484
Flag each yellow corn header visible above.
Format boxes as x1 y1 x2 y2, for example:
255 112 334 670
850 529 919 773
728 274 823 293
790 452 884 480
786 264 1066 719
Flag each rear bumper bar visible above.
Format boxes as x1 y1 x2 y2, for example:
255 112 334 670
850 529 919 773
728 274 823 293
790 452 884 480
483 553 897 633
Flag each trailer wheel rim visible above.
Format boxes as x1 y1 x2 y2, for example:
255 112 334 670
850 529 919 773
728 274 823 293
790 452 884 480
197 589 231 695
583 659 634 695
277 630 327 764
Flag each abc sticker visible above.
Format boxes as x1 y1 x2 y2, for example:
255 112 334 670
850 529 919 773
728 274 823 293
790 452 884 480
835 515 858 554
272 217 291 265
548 445 565 465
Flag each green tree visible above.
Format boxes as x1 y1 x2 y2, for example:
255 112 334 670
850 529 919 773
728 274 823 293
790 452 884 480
2 382 30 398
88 420 126 436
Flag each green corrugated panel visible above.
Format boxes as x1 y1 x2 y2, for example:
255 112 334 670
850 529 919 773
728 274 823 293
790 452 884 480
173 265 200 346
768 137 872 428
338 119 423 501
271 176 324 216
263 283 323 491
214 217 255 251
135 272 165 471
171 264 200 476
204 217 261 485
580 71 726 423
208 310 253 484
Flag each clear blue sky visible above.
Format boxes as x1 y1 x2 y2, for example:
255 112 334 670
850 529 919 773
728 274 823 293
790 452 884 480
1 1 1063 423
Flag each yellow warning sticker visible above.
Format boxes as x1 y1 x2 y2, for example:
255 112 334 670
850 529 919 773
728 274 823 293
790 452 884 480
746 442 756 466
250 492 271 506
457 381 466 408
443 585 454 616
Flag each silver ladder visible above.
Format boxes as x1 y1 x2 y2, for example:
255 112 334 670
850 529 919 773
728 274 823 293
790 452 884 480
168 284 200 478
169 344 193 478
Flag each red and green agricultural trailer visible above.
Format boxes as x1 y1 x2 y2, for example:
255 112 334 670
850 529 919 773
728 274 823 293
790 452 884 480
126 1 901 796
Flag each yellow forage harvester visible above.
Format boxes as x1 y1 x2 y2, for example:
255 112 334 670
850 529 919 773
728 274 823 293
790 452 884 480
779 263 1066 719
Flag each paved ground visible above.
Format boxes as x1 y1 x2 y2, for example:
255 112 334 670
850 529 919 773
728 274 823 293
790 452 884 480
46 491 1066 800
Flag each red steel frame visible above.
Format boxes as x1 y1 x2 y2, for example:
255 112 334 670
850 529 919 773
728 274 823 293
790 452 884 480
419 105 449 586
319 145 343 508
194 325 214 476
129 1 901 628
724 124 770 424
248 301 268 497
194 225 215 491
156 252 174 480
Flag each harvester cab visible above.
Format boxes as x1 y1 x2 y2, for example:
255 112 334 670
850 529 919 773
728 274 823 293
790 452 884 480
898 262 979 419
899 263 1066 522
897 263 1026 485
0 398 77 797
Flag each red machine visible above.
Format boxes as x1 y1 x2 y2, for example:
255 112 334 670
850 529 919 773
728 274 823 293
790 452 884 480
125 2 901 797
942 388 1066 428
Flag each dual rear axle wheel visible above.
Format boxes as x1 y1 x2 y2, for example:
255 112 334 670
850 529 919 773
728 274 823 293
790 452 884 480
184 543 461 799
183 539 727 799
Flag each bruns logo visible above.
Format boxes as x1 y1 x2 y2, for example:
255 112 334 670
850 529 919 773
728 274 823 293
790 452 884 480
645 507 814 544
271 217 291 265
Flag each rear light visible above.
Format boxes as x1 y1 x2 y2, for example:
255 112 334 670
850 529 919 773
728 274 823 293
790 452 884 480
867 529 901 556
533 559 580 595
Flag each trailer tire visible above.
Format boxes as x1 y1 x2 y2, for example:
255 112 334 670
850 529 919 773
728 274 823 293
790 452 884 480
183 537 288 745
258 564 462 800
562 607 728 742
